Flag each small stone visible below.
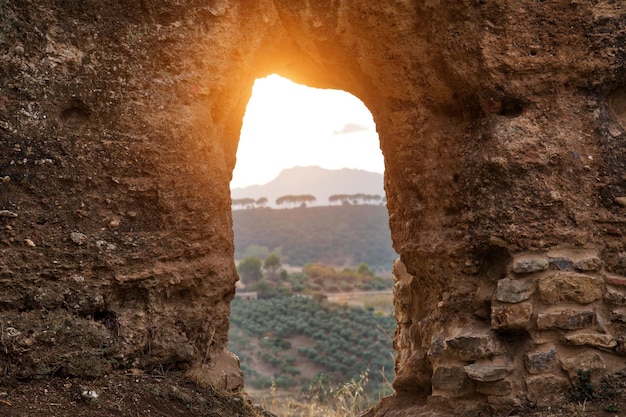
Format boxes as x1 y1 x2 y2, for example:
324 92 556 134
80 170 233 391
550 190 562 201
1 176 9 183
492 302 533 330
494 278 534 303
525 345 557 374
24 238 35 247
536 308 595 330
127 211 138 218
564 332 617 349
0 210 18 218
574 257 603 272
538 271 603 304
70 232 88 246
614 196 626 207
108 218 120 228
71 275 86 283
5 327 21 337
80 389 99 403
513 257 549 274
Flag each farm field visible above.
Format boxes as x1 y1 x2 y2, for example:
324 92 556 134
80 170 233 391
228 295 396 413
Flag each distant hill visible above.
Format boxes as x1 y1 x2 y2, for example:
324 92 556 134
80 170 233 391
232 205 398 269
231 166 384 208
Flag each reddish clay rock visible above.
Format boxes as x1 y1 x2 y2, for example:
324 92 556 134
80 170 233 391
1 0 626 415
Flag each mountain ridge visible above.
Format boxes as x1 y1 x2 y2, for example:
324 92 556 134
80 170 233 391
231 166 384 207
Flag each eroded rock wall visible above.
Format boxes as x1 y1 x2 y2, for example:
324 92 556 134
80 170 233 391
1 0 626 414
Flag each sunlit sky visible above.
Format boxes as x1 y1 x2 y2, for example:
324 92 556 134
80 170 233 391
231 74 384 189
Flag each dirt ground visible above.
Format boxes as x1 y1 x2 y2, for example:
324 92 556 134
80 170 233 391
0 370 624 417
0 370 267 417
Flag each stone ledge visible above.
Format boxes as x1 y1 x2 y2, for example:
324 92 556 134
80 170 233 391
464 359 512 382
563 332 617 349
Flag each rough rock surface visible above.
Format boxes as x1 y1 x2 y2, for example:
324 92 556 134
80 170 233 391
1 0 626 416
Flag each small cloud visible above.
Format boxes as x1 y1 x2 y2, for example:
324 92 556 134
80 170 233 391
333 122 369 135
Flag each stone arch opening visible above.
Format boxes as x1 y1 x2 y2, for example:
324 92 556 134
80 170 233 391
3 2 626 416
228 73 397 404
215 1 480 411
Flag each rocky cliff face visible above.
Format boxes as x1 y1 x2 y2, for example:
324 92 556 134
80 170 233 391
1 0 625 415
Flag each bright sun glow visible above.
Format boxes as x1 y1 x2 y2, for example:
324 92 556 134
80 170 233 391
231 74 383 189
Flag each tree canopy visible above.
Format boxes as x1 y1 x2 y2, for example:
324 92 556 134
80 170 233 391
232 197 270 210
276 194 317 208
328 193 384 205
263 253 282 280
237 256 262 284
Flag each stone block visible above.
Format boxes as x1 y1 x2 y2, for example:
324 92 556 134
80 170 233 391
525 345 557 374
559 350 605 383
476 379 512 396
431 365 470 393
564 332 617 349
548 257 573 271
611 307 626 322
525 375 569 406
445 331 504 361
491 302 533 330
574 257 603 272
538 271 603 304
604 285 626 305
513 257 549 274
464 358 512 382
536 308 595 330
494 278 535 303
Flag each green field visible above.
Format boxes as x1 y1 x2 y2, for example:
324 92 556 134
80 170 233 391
228 295 396 399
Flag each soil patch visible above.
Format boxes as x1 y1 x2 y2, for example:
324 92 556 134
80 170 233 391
0 370 265 417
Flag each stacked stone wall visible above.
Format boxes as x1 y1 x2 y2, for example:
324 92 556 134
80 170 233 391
393 250 626 410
